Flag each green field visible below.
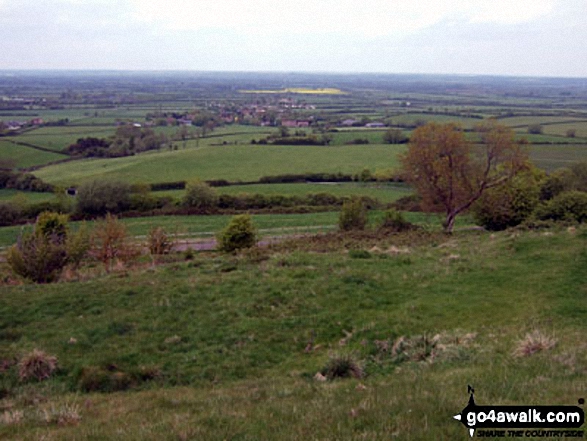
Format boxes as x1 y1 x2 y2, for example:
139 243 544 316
0 226 585 440
33 144 404 186
542 121 587 138
0 139 68 168
499 116 587 127
0 189 56 204
16 126 117 152
156 182 411 204
528 144 587 171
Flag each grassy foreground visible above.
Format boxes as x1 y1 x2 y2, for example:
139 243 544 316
0 226 586 440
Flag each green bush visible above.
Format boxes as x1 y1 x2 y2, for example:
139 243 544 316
182 179 218 210
539 168 576 201
36 211 69 242
7 233 68 283
217 214 258 252
339 198 367 231
66 223 91 269
473 171 542 231
379 209 413 232
76 180 131 216
535 191 587 223
0 202 20 226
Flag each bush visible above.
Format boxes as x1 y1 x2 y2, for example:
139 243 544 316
380 209 413 232
473 170 542 231
7 232 68 283
36 211 69 242
217 214 258 252
383 128 408 144
92 214 140 270
339 198 367 231
6 211 90 282
76 180 131 216
0 202 20 226
66 223 91 269
18 349 58 382
528 124 543 134
534 191 587 223
148 227 174 255
539 168 576 201
182 179 218 210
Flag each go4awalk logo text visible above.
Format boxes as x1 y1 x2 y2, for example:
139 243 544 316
453 386 585 438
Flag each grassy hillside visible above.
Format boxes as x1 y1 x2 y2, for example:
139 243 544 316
0 227 585 440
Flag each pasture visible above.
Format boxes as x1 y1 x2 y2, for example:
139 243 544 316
33 143 404 186
0 139 68 168
155 182 411 204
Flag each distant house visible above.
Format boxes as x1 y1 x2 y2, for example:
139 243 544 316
282 119 311 128
30 118 44 125
178 119 193 126
365 122 386 128
341 119 357 127
7 121 25 131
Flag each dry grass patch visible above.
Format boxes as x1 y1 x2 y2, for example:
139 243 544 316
18 349 58 382
513 330 557 357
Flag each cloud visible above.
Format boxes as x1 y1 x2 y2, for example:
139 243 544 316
129 0 556 38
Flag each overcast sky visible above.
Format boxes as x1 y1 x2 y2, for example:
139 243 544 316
0 0 585 77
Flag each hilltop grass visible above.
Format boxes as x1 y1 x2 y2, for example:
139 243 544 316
33 144 404 186
0 227 585 440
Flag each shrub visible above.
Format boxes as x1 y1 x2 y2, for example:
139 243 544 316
527 124 543 134
18 349 58 382
76 180 131 216
383 128 408 144
339 198 367 231
92 214 140 271
7 232 68 283
66 223 91 269
36 211 69 242
148 226 174 255
472 170 542 231
182 179 218 210
0 202 20 226
379 209 413 232
535 191 587 223
217 214 258 252
539 168 576 201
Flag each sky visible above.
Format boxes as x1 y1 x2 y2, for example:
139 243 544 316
0 0 585 77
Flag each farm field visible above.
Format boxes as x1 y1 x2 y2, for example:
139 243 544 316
0 139 68 168
528 144 587 171
16 126 117 152
33 144 405 186
0 227 585 440
0 189 56 204
155 182 411 204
